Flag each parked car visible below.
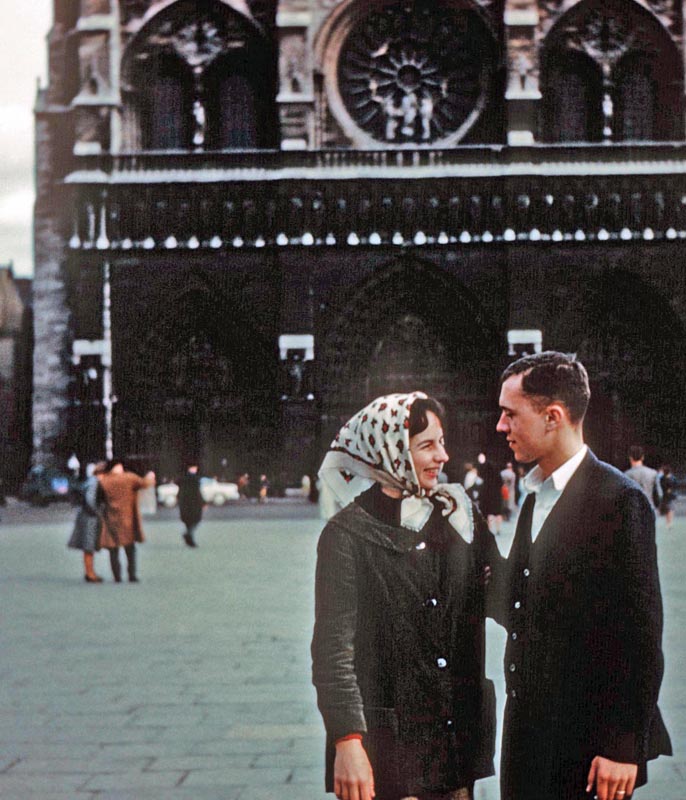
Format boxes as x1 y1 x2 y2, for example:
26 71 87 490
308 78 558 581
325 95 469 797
156 481 179 508
20 466 76 506
199 477 240 506
156 477 240 508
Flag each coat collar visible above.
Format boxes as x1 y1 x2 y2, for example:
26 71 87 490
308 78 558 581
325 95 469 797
331 501 431 553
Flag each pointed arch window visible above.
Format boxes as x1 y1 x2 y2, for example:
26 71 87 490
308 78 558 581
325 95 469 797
140 54 193 149
542 50 603 143
614 54 656 141
204 52 262 149
121 1 277 151
539 1 684 144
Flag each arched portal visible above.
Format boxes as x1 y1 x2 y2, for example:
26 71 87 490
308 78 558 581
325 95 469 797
111 275 278 478
540 0 684 143
317 256 503 472
546 270 686 466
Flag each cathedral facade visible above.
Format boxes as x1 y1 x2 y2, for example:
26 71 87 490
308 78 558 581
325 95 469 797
35 0 686 480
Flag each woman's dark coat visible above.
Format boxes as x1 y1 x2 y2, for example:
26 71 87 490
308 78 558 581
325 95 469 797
67 476 102 553
311 498 499 799
178 472 204 526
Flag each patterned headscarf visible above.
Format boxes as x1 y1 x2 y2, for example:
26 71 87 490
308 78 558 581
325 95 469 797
318 392 473 541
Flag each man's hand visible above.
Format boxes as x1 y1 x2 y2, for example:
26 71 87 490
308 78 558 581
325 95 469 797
586 755 638 800
334 738 375 800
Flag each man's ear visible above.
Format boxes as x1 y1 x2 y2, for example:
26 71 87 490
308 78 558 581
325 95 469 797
544 403 566 429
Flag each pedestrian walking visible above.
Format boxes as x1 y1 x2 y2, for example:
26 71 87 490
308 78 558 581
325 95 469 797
237 472 250 500
312 392 500 800
500 461 517 520
258 473 270 503
476 452 504 534
625 445 662 511
99 461 155 583
496 351 671 800
67 461 106 583
178 462 204 547
658 464 678 528
461 462 483 506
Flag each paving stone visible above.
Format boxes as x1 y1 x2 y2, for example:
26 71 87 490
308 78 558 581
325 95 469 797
5 756 151 774
179 766 292 786
145 754 253 772
82 770 187 790
236 783 326 800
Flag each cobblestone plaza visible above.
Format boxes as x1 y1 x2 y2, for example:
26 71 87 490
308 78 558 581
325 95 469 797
0 501 683 799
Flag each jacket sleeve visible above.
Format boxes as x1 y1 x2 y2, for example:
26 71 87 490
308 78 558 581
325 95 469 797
311 522 367 741
473 506 507 626
597 487 665 763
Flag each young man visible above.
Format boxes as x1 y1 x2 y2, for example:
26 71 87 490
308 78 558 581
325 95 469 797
496 351 671 800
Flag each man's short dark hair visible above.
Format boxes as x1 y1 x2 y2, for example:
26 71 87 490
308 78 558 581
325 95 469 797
500 351 591 424
629 445 645 462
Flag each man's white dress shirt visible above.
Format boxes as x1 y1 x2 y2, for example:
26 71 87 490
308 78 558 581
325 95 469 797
522 445 588 542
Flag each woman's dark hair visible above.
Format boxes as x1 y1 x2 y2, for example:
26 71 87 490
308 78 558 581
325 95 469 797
409 397 446 438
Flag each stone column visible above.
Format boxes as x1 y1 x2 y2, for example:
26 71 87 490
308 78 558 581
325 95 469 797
276 9 314 150
505 2 541 145
32 109 72 467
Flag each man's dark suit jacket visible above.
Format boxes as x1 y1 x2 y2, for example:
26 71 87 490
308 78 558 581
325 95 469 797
500 450 672 800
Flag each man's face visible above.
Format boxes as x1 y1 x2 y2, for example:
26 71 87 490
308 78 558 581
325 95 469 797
496 374 549 465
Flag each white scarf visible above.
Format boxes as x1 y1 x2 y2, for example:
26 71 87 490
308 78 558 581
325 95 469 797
318 392 473 543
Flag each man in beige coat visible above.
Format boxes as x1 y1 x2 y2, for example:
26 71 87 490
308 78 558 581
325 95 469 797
99 462 155 583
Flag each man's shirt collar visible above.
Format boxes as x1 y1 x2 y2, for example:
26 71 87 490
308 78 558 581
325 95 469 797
523 444 588 494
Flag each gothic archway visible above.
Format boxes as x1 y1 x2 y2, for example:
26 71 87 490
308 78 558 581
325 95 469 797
121 0 277 151
112 277 279 477
317 256 503 471
315 0 504 147
540 0 683 143
546 271 686 466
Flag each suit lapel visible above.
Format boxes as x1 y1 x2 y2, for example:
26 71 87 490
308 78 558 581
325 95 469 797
530 450 596 557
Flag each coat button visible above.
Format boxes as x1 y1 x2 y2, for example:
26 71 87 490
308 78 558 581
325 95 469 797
510 689 517 699
514 601 521 609
425 598 438 608
445 718 455 730
415 541 427 551
511 632 518 641
509 663 516 672
523 568 530 577
437 657 448 669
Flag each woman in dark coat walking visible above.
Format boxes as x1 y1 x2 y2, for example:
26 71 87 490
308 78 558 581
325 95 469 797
178 463 204 547
312 392 500 800
67 461 106 582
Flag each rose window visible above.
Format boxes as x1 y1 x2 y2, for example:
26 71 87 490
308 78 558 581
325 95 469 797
337 2 496 145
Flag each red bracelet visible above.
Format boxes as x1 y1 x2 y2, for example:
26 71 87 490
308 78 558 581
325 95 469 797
335 733 363 745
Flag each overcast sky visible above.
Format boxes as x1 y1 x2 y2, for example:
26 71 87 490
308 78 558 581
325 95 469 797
0 1 52 277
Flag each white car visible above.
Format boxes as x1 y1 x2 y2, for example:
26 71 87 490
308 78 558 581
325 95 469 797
156 478 240 508
156 481 179 508
199 477 240 506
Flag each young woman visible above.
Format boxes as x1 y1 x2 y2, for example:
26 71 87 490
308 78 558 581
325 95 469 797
67 461 106 582
312 392 500 800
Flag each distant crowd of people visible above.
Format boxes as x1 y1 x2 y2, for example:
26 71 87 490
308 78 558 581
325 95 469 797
66 461 295 580
456 445 677 535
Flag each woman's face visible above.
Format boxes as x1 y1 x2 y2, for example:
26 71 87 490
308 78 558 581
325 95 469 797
409 410 449 492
